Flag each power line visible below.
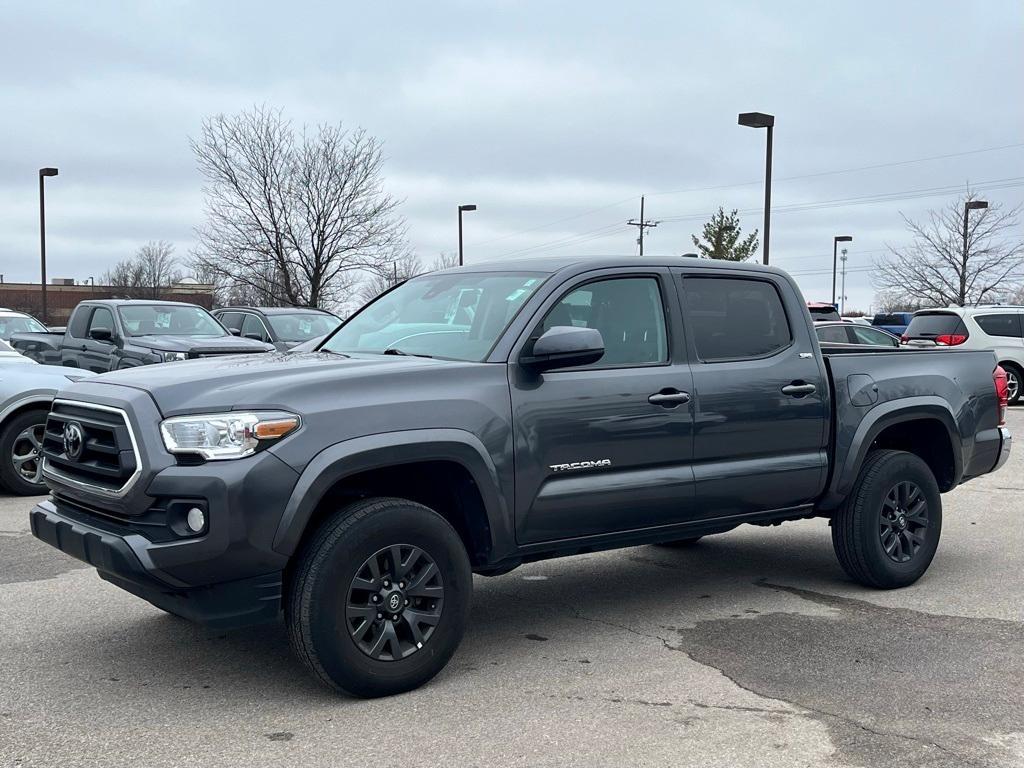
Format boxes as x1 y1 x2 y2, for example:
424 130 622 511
471 140 1024 248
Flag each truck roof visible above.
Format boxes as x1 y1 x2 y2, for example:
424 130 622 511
216 306 335 316
75 299 201 308
436 254 787 276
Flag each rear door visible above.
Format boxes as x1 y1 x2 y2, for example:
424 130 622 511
509 269 697 543
673 270 828 518
80 306 118 372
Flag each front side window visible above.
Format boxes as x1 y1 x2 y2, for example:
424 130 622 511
532 277 668 367
266 313 342 343
322 271 546 361
975 314 1022 338
87 307 115 335
118 305 227 337
240 314 269 342
684 277 792 362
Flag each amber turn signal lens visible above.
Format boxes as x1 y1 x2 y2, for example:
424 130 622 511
254 418 300 440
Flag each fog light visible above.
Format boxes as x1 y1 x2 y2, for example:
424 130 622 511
186 506 206 533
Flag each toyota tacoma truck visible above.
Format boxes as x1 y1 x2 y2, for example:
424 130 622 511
11 299 272 371
28 257 1012 697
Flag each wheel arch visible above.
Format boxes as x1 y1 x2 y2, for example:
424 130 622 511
823 398 962 509
273 429 509 568
0 396 53 432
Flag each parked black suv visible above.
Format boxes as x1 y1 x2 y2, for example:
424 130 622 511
213 306 341 350
29 257 1011 697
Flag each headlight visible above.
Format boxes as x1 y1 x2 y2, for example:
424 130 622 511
160 411 300 460
161 351 188 362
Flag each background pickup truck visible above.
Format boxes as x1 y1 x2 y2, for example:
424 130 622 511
29 257 1011 698
11 299 272 371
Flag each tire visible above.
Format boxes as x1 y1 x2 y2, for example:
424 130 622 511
0 409 49 496
1000 362 1022 405
831 449 942 589
286 497 472 698
654 536 703 548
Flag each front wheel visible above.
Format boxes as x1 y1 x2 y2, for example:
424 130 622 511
831 450 942 589
0 409 50 496
286 497 472 698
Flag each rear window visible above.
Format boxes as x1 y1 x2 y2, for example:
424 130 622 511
684 277 792 361
974 314 1023 338
904 313 967 339
808 305 841 322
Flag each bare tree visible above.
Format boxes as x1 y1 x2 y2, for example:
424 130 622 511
104 240 180 299
873 192 1024 307
191 106 405 309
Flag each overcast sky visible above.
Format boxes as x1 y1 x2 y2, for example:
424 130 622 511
2 0 1022 311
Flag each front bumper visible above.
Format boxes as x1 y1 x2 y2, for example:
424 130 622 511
29 446 301 629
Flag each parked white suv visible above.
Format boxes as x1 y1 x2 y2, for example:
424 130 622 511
903 306 1024 403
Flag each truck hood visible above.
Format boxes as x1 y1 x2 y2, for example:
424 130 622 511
131 335 272 354
86 351 450 415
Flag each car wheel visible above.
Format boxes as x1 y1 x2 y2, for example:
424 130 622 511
1000 363 1022 405
653 536 703 548
831 449 942 589
286 497 472 698
0 409 50 496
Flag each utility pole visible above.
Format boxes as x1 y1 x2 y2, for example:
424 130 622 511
839 248 848 315
626 196 659 256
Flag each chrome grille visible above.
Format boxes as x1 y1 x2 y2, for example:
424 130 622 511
42 400 140 496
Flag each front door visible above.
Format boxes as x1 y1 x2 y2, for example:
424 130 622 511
674 270 828 518
510 270 696 544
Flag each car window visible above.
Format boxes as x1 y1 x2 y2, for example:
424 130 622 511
266 313 342 342
322 271 546 361
0 314 47 336
240 313 270 342
218 312 243 333
87 307 115 336
67 306 91 338
118 305 226 337
684 277 792 361
975 314 1023 338
851 325 899 347
904 313 967 339
532 277 668 368
816 324 852 344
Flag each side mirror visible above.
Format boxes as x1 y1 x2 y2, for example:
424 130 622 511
229 328 242 336
522 326 604 372
89 327 112 342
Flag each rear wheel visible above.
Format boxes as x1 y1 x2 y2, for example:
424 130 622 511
831 450 942 589
287 497 472 698
1001 362 1022 405
0 409 49 496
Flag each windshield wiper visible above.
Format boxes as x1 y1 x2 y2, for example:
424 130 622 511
382 348 433 358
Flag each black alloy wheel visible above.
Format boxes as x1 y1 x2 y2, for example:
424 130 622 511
346 544 445 661
878 481 929 563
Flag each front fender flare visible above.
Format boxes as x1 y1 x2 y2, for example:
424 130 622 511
272 429 508 558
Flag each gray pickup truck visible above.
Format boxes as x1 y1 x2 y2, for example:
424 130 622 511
29 257 1011 697
11 299 272 371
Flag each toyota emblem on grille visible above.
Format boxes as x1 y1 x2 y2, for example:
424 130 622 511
62 422 85 461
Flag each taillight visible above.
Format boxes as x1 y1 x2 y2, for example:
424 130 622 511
900 334 909 343
994 365 1009 426
935 334 967 346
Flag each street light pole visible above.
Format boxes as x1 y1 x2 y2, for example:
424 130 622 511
962 199 989 304
840 248 848 315
832 235 853 305
738 112 775 265
38 167 59 324
458 204 477 266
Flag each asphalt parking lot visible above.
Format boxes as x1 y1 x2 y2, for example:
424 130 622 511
1 411 1021 768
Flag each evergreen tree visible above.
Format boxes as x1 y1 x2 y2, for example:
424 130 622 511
690 207 759 261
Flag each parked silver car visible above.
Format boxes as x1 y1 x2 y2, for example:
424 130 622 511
0 341 95 494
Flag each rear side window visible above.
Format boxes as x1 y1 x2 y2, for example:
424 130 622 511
68 306 91 338
816 324 852 344
218 312 243 332
684 277 792 361
904 313 967 339
975 314 1022 338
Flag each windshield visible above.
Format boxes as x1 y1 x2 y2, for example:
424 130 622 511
0 314 47 335
118 305 227 337
322 271 546 361
266 313 341 342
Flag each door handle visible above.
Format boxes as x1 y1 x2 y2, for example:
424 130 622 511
782 382 817 397
648 390 691 407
